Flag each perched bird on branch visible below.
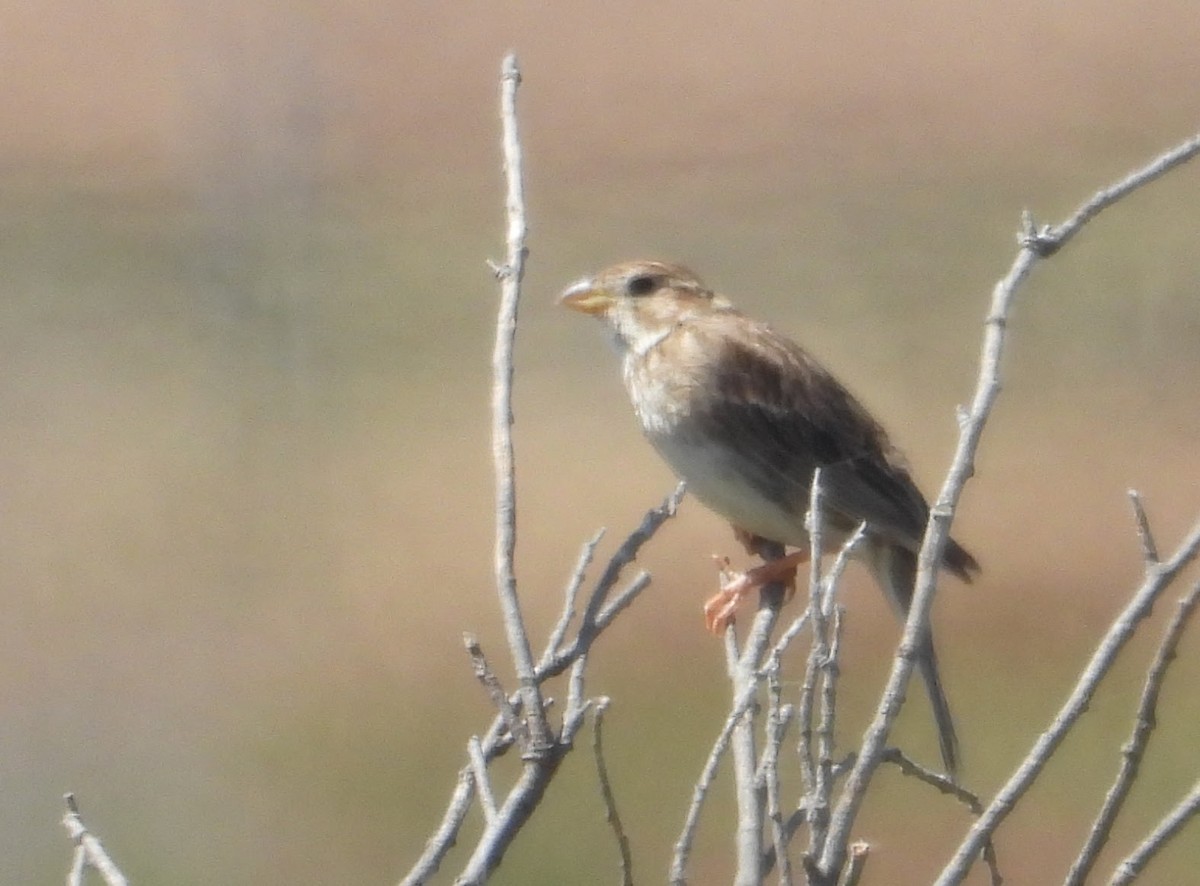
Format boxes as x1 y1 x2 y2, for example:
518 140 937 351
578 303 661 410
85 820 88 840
560 259 979 775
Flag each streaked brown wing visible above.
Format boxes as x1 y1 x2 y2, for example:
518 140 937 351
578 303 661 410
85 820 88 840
692 314 940 553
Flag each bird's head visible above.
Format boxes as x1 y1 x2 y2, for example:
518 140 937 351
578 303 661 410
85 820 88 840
559 260 733 356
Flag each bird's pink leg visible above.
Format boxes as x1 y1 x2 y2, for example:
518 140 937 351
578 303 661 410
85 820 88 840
705 545 809 634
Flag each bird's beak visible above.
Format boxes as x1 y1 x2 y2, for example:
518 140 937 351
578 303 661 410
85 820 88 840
558 277 613 316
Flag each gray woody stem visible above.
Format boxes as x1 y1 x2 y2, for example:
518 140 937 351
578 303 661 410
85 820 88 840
729 543 787 886
63 794 127 886
1064 574 1200 886
1108 777 1200 886
818 129 1200 883
488 53 551 758
935 520 1200 886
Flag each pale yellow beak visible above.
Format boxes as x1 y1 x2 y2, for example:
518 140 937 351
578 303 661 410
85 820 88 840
558 277 614 316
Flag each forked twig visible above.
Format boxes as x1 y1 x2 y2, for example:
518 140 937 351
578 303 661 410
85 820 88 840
1108 777 1200 886
934 517 1200 886
1064 577 1200 886
62 794 128 886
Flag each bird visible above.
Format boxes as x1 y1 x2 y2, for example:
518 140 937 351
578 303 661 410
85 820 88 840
559 259 979 775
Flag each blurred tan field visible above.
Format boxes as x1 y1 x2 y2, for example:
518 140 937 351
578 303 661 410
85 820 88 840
2 2 1200 884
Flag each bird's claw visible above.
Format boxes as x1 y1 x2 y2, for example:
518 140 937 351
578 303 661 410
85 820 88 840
704 551 809 633
704 559 755 633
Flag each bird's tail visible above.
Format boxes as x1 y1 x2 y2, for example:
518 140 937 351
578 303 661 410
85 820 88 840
866 542 960 777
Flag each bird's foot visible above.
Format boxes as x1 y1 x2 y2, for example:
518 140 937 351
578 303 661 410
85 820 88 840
705 551 809 633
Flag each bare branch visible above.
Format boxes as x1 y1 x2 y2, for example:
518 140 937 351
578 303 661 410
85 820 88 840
759 662 794 886
401 59 688 886
402 717 513 886
455 758 562 885
62 794 128 886
1108 777 1200 886
540 485 684 680
767 610 811 665
1064 577 1200 886
402 482 677 886
671 673 761 884
935 516 1200 886
797 472 828 805
578 482 688 634
591 698 634 886
467 736 499 825
820 129 1200 883
822 525 866 608
561 656 592 743
463 633 526 746
487 52 550 759
68 846 86 886
1024 131 1200 256
729 543 790 886
876 750 1002 885
545 529 604 658
812 606 845 837
1126 490 1159 565
727 626 764 886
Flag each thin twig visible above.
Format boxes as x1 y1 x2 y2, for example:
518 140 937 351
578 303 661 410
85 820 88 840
468 736 500 825
838 842 870 886
596 572 653 629
820 128 1200 884
822 525 866 611
403 484 675 885
767 610 811 665
758 658 794 886
671 674 762 884
401 60 687 886
1126 490 1159 565
813 606 845 836
402 714 513 886
455 756 563 885
561 656 592 743
68 846 86 886
688 551 797 886
1064 577 1200 886
728 613 764 886
579 482 688 631
732 542 789 886
1024 131 1200 257
487 52 550 760
934 516 1200 886
1108 777 1200 886
62 794 128 886
463 633 526 746
876 746 1002 883
541 485 684 681
591 698 634 886
546 529 604 659
797 471 827 805
880 748 983 813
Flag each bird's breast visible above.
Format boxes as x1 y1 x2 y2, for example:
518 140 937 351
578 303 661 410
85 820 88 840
623 341 811 547
645 425 809 548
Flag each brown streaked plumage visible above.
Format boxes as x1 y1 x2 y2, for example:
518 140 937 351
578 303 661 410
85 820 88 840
560 259 979 775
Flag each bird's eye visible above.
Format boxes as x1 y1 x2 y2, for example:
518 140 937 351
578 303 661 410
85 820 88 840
626 274 658 296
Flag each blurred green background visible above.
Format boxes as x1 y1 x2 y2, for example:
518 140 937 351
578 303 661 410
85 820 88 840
2 2 1199 883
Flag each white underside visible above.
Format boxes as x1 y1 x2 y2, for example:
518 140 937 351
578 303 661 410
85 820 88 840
648 431 807 547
